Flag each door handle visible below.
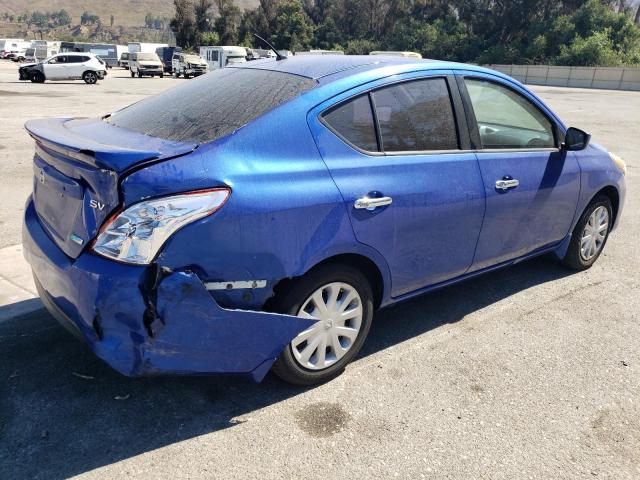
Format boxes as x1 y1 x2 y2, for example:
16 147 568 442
354 196 393 211
495 178 519 191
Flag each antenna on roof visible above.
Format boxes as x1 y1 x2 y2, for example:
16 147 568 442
253 33 286 61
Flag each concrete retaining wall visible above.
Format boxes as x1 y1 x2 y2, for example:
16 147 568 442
487 64 640 91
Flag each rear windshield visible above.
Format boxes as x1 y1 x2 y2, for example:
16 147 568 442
107 68 317 143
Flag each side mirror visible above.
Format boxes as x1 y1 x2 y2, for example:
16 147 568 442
562 127 591 151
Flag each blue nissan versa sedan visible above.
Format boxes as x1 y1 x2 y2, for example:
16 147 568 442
23 56 626 385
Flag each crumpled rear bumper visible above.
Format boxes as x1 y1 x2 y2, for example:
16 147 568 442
22 198 313 381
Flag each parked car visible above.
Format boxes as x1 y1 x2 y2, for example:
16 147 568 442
1 39 31 59
10 50 27 62
119 52 129 69
23 56 626 385
129 52 164 78
18 53 107 84
22 47 37 63
172 52 207 78
156 46 182 73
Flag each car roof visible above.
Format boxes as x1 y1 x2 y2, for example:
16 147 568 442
230 55 497 83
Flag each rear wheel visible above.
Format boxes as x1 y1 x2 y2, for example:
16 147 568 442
137 71 142 78
561 194 613 270
83 71 98 84
31 71 45 83
271 264 374 385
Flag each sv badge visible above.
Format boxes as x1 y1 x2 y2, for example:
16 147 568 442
89 199 106 211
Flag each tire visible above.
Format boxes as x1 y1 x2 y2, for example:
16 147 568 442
160 74 164 78
561 194 613 270
130 70 135 78
185 73 191 79
271 264 374 385
31 71 45 83
137 71 142 78
83 71 98 84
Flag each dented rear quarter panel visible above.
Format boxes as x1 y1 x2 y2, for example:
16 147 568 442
119 94 393 309
24 200 315 381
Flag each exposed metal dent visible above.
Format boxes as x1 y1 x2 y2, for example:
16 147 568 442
132 270 315 378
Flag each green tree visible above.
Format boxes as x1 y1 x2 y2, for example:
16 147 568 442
51 9 72 27
214 0 242 44
557 29 624 66
273 0 314 51
171 0 198 48
344 38 377 54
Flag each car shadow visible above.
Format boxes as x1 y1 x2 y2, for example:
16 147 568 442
0 255 571 479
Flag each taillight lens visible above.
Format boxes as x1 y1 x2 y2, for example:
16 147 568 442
92 189 230 264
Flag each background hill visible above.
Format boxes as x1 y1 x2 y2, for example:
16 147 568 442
0 0 258 27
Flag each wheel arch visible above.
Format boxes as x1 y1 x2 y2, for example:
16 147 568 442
268 252 388 311
596 185 620 226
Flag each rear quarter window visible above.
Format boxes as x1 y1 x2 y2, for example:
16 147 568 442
322 95 378 151
107 68 317 143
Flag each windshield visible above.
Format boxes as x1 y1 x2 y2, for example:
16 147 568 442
136 53 159 61
226 56 245 65
107 68 316 143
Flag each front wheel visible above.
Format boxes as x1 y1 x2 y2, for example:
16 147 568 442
83 71 98 84
271 264 374 385
561 194 613 270
130 70 135 78
31 71 45 83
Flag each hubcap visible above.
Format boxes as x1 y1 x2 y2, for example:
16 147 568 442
290 282 363 371
580 206 609 261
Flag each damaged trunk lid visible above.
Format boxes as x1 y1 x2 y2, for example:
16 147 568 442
26 117 197 258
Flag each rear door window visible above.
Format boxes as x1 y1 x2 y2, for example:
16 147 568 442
107 68 317 143
322 95 378 151
371 78 459 152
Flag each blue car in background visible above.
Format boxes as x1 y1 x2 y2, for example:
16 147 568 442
22 56 626 385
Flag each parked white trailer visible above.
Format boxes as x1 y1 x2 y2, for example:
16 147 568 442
116 45 127 62
199 46 247 70
369 51 422 58
1 39 31 58
33 40 60 60
128 42 169 54
295 49 345 56
0 38 24 55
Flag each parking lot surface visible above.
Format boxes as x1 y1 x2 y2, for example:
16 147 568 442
0 59 639 479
